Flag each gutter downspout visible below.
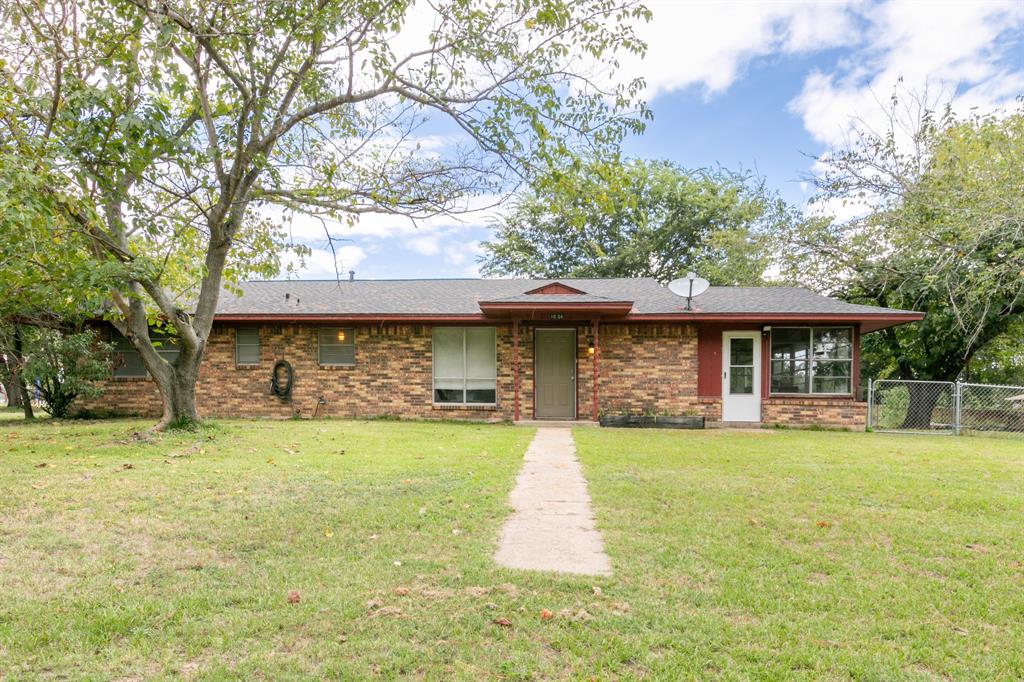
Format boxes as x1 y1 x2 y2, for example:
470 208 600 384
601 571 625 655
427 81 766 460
512 319 520 422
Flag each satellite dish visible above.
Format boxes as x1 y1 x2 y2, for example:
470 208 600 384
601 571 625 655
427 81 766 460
668 272 710 310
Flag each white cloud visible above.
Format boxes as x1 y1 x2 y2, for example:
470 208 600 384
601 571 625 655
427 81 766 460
618 1 860 100
789 1 1024 147
406 234 442 256
281 245 367 279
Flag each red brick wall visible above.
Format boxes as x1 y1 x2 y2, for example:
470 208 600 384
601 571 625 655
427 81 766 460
594 323 700 417
761 397 867 429
78 321 865 428
79 324 515 421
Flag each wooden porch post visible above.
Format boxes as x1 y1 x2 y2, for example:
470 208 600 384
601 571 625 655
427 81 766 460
592 318 600 421
512 319 520 422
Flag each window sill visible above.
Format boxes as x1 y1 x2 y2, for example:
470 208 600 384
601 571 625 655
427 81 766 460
112 376 150 382
318 364 356 369
767 394 854 400
235 364 261 370
432 403 500 411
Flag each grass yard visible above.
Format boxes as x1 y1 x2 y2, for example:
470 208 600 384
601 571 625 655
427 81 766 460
0 419 1021 680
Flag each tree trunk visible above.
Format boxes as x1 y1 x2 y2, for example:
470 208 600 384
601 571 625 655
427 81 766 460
12 325 33 420
152 351 202 430
899 382 943 430
2 375 22 408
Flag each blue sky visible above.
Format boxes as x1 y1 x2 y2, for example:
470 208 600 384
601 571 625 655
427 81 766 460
283 1 1024 281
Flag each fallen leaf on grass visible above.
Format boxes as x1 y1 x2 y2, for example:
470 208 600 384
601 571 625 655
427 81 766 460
592 586 602 596
34 463 49 468
119 463 134 471
324 528 334 538
815 520 831 528
540 609 553 621
492 617 512 627
30 483 45 490
393 587 410 596
287 590 301 604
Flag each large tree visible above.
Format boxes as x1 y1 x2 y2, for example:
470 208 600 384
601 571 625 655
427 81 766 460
479 156 793 284
0 0 650 428
782 102 1024 425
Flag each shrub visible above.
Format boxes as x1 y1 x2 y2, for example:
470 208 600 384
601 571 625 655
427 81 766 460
22 328 112 418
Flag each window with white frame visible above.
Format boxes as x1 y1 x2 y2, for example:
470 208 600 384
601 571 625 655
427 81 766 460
770 327 852 394
432 327 496 404
318 328 355 365
235 327 261 365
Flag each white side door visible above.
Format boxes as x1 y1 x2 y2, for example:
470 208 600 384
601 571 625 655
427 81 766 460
722 332 761 422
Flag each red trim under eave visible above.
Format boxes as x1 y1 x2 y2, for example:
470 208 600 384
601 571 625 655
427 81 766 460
477 302 634 318
212 311 922 331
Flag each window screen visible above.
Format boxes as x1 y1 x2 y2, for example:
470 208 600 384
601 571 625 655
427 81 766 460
433 327 496 404
318 328 355 365
111 328 179 378
770 327 852 394
112 330 146 378
236 327 261 365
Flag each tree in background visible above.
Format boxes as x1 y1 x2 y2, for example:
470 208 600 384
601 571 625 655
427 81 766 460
964 321 1024 386
1 0 650 429
20 328 112 418
480 157 791 284
781 100 1024 426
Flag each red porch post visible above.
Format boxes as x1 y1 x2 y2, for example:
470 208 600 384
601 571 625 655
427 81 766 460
592 318 600 421
512 319 520 422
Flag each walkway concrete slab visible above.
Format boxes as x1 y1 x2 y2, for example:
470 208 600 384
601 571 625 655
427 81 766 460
494 428 611 576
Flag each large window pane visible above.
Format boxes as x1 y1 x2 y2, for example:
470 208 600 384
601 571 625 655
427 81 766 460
770 359 808 393
432 327 496 405
770 327 853 395
318 328 355 365
811 359 851 394
813 328 852 359
771 328 810 361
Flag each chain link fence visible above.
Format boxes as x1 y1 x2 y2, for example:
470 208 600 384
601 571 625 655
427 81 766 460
868 379 1024 436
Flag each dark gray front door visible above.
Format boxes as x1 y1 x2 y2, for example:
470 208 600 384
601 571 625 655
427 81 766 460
535 329 576 419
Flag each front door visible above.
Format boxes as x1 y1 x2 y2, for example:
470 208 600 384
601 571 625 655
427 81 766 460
722 332 761 422
535 329 576 419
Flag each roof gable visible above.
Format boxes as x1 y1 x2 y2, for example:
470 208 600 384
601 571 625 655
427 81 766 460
524 282 587 295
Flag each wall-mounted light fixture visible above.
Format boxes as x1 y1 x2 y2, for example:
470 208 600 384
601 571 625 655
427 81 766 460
587 339 595 355
337 329 347 342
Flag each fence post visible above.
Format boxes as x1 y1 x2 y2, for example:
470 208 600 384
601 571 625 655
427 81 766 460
866 378 873 431
953 381 962 436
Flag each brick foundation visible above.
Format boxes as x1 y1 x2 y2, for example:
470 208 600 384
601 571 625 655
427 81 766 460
761 397 867 430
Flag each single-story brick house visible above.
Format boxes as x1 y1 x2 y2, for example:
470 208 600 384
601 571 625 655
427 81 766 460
82 278 922 428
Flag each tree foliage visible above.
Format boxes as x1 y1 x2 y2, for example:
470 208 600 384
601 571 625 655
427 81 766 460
480 156 790 284
782 101 1024 387
19 328 112 418
0 0 650 428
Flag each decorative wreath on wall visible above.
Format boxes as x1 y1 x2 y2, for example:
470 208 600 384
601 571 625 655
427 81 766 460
270 359 293 399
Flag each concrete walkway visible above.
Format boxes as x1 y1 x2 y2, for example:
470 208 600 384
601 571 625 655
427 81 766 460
494 428 611 576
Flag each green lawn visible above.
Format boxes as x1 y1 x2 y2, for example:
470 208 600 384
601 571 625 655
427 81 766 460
1 420 1021 680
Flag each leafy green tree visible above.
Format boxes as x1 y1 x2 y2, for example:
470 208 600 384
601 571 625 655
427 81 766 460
964 322 1024 386
1 0 650 428
480 157 791 284
782 100 1024 426
20 328 112 418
